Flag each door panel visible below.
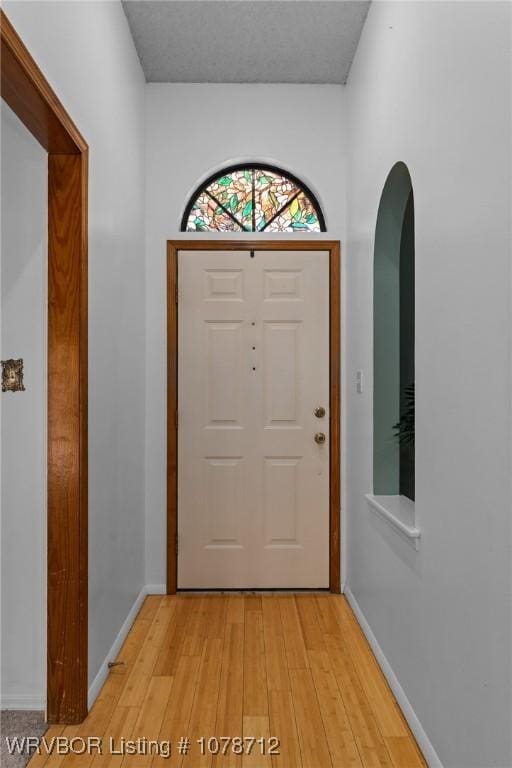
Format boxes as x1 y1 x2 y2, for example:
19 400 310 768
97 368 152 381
263 457 301 545
205 458 243 546
264 322 300 424
206 321 242 424
178 249 329 588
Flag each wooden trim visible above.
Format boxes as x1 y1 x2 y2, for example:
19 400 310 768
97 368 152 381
0 11 87 154
1 10 88 723
167 244 178 594
329 244 341 593
167 239 341 593
168 240 340 252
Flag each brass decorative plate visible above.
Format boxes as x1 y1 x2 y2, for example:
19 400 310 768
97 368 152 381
1 359 25 392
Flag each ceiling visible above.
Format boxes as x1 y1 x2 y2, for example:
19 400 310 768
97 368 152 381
122 1 371 84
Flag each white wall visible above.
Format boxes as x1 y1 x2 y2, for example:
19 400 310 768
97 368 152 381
144 83 347 585
1 103 47 708
345 2 511 766
2 1 147 690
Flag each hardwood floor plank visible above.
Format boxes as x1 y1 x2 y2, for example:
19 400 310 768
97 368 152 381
289 668 332 767
295 596 325 652
242 717 271 767
114 620 153 671
262 597 289 693
181 596 207 657
56 614 154 768
332 596 357 628
27 726 66 768
186 638 224 766
205 596 228 639
121 676 173 768
226 596 245 624
244 595 262 613
268 690 302 767
134 675 174 734
137 596 162 622
151 597 177 639
153 598 191 676
315 595 343 636
79 617 154 745
61 697 124 768
91 708 139 768
308 650 362 768
118 602 174 708
154 655 202 768
324 634 394 768
243 609 268 717
34 727 80 768
384 737 426 768
213 622 244 766
57 627 153 768
84 675 129 729
278 597 309 671
339 612 409 739
352 660 408 739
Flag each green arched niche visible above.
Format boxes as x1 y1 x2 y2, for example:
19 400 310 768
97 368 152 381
373 162 415 500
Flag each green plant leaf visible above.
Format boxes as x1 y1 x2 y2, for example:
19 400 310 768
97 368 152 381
393 382 415 445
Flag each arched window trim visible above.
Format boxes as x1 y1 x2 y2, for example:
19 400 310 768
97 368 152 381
367 161 419 549
373 161 415 501
181 162 326 232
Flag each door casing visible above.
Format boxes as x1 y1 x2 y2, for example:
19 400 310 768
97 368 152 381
1 11 88 723
167 240 341 593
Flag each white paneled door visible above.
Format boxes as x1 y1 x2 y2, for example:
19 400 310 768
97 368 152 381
178 249 330 588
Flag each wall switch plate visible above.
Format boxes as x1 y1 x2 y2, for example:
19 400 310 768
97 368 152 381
356 369 364 394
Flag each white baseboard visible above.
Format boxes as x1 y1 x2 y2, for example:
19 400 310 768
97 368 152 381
0 694 45 710
88 583 165 709
344 587 443 768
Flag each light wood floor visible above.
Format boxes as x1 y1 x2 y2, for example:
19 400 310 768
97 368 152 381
31 594 426 768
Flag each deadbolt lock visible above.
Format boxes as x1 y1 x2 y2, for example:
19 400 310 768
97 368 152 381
314 432 327 445
314 406 326 418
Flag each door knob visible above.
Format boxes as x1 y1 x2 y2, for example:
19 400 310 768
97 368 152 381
314 406 326 418
314 432 326 445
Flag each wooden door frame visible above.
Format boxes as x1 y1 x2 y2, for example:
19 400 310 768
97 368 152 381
167 240 341 594
1 11 88 723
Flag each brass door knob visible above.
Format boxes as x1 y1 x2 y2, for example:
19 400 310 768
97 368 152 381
314 406 326 418
314 432 326 445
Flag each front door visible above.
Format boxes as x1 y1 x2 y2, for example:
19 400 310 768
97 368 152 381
178 248 330 588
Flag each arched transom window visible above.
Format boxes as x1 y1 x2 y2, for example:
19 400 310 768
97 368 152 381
182 164 325 232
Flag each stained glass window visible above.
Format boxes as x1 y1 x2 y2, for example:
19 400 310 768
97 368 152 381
182 165 325 232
